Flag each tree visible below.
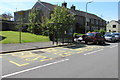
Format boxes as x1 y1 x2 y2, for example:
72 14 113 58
50 6 75 25
45 5 75 37
1 12 13 20
99 29 106 36
28 9 43 35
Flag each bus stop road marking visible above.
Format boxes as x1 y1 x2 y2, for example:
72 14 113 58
9 61 30 67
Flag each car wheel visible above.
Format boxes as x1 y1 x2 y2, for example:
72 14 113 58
95 41 98 44
98 41 102 45
85 41 88 44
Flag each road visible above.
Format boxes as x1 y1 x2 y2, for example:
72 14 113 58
1 42 119 79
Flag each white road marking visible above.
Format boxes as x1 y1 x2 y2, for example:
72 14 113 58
84 49 104 55
110 45 118 48
2 59 69 78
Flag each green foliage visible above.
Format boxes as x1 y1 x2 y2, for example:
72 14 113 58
1 12 13 20
42 30 49 36
41 17 50 36
99 29 106 35
28 9 43 35
73 33 78 37
50 6 75 24
93 30 99 32
0 31 50 44
48 6 75 33
87 31 91 33
90 29 106 36
41 5 75 38
73 33 85 38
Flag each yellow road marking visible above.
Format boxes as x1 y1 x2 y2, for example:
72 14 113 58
54 53 58 54
5 45 104 67
40 58 53 62
75 48 88 51
9 61 29 67
33 56 41 60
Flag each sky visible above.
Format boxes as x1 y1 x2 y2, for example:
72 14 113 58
0 0 119 21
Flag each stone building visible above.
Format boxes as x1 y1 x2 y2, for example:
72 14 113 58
106 20 120 33
14 1 106 33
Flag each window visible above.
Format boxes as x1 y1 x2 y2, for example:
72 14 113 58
96 20 98 25
95 33 102 38
113 25 116 28
109 30 111 32
86 33 95 36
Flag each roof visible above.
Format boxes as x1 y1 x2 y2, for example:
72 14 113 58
109 20 120 24
15 9 31 13
115 20 120 24
71 9 103 20
16 1 105 21
32 1 55 11
40 2 55 10
37 1 104 20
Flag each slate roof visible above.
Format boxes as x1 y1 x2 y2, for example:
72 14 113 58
36 1 103 20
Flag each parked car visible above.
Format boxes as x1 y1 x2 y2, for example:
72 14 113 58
77 36 83 42
105 32 113 35
81 32 105 44
112 33 120 41
104 34 116 42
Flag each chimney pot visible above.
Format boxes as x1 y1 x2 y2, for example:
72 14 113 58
71 5 76 10
62 2 67 8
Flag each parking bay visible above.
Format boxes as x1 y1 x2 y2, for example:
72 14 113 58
1 45 105 67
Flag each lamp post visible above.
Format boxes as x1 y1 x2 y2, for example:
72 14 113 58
85 1 93 33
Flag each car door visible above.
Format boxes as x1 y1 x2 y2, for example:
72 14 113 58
95 33 104 42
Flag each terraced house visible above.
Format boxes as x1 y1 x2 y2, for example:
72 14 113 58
14 0 106 34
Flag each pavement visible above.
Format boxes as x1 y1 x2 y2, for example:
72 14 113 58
1 41 70 53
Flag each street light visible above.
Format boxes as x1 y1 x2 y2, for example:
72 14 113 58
85 1 93 33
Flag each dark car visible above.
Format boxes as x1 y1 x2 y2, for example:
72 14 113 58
82 32 105 44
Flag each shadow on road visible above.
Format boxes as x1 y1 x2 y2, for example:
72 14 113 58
74 41 111 47
0 36 6 41
64 43 87 49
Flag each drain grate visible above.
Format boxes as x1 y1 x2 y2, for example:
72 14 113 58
32 51 45 54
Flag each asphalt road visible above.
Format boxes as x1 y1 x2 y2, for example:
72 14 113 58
1 42 119 78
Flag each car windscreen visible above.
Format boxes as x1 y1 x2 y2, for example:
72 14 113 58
114 34 119 35
86 33 95 36
105 35 113 37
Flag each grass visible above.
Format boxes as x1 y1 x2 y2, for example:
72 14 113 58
0 31 50 44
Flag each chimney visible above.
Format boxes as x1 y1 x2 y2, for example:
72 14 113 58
71 5 76 10
62 2 67 8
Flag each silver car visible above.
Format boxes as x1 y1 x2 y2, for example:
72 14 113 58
112 33 120 41
104 34 116 42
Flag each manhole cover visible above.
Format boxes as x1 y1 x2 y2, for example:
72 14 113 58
32 51 45 54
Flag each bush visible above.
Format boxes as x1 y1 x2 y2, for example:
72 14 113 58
99 29 106 36
93 30 99 32
87 31 91 33
73 33 85 38
42 30 49 36
73 33 78 38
